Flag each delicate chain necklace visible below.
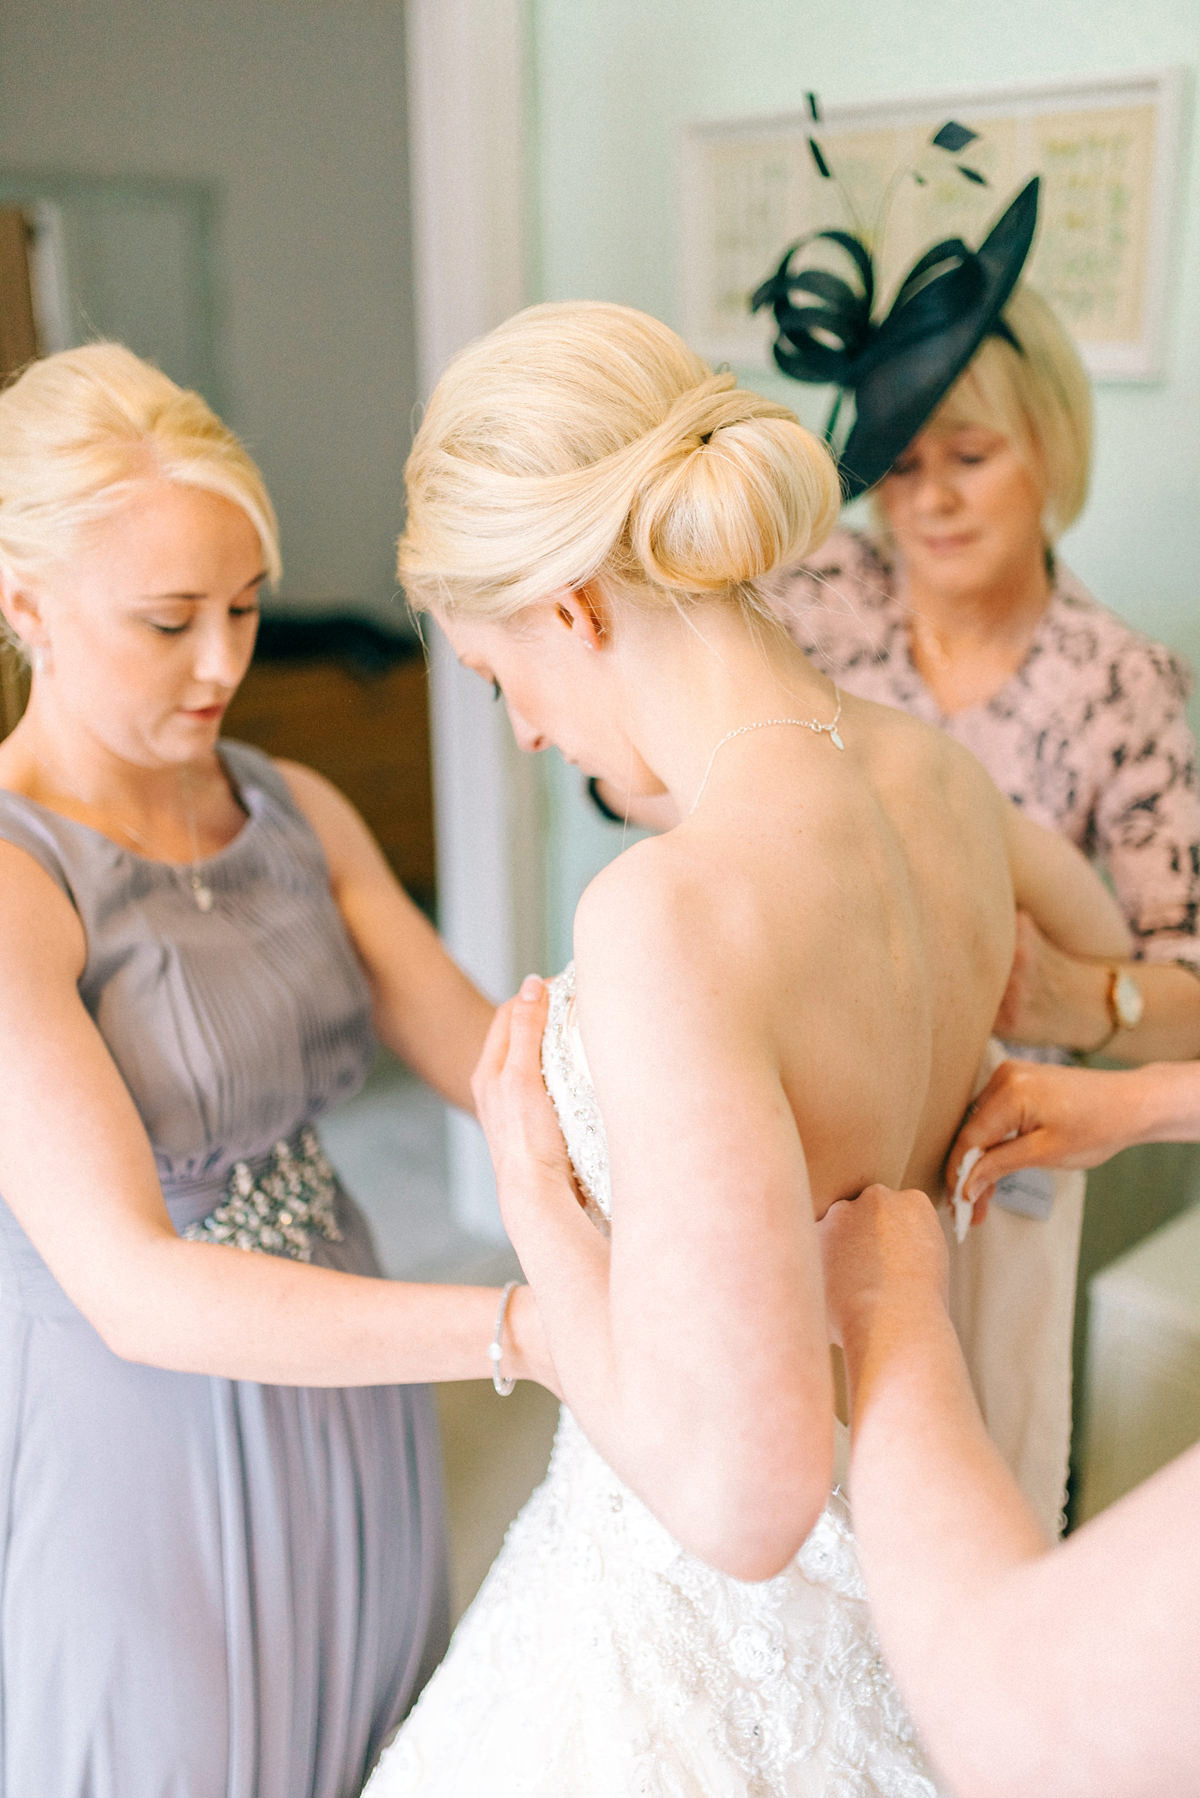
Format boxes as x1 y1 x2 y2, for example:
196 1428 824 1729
34 759 216 912
688 687 844 816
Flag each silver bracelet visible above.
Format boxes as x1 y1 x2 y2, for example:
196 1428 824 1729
488 1279 521 1396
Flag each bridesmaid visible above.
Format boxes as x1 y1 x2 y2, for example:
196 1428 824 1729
0 343 550 1798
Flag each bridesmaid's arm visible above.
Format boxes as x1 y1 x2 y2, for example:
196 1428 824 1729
278 759 494 1112
819 1184 1200 1798
0 843 547 1388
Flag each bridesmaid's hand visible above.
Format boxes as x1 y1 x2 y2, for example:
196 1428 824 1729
818 1184 947 1349
471 976 580 1221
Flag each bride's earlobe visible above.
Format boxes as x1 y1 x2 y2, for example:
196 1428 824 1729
553 585 607 650
575 583 608 650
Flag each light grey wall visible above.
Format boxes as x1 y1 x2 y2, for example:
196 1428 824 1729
0 0 416 622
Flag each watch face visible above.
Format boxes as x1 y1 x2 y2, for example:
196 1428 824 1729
1114 970 1144 1029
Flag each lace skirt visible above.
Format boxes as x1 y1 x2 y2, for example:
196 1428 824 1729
365 1407 944 1797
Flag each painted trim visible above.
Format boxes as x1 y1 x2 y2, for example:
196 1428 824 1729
404 0 542 1238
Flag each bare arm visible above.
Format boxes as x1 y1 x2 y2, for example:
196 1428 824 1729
1002 801 1130 960
474 856 834 1581
0 843 548 1388
993 907 1200 1061
999 803 1200 1058
280 760 494 1110
821 1184 1200 1798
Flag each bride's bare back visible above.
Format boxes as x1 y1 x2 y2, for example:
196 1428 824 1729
765 694 1016 1212
578 692 1011 1220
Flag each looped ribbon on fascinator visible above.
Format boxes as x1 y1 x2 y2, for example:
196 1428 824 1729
752 231 1017 410
751 230 875 389
750 167 1040 497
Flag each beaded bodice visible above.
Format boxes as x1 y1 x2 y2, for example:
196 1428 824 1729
540 963 611 1233
0 743 374 1271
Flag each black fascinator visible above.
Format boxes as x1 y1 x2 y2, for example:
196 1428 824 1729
751 111 1040 499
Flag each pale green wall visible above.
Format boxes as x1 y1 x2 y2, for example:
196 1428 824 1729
530 0 1200 967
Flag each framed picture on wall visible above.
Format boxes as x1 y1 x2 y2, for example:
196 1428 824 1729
680 67 1189 381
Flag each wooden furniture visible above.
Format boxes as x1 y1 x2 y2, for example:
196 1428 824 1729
0 205 38 381
0 203 37 738
0 642 29 740
223 636 437 911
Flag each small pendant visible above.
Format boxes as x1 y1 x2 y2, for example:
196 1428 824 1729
830 728 845 750
191 877 214 912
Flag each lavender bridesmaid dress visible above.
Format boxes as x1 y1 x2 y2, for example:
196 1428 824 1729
0 741 449 1798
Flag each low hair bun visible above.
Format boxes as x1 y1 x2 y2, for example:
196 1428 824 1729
400 300 842 622
629 383 841 594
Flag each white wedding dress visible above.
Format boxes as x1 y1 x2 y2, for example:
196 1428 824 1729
365 967 945 1796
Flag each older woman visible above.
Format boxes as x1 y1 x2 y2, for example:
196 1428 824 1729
0 343 551 1798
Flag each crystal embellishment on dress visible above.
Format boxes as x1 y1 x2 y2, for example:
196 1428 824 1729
183 1126 343 1260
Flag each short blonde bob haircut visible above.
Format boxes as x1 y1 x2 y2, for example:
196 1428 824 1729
399 300 841 623
886 284 1092 541
0 343 281 608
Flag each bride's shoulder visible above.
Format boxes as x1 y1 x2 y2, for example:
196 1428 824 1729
576 833 711 955
857 694 1000 810
573 834 763 1026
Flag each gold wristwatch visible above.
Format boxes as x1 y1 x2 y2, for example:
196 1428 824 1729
1090 966 1144 1054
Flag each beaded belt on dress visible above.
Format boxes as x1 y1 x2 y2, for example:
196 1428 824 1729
181 1126 344 1261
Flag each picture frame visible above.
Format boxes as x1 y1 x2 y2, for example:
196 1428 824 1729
680 68 1190 382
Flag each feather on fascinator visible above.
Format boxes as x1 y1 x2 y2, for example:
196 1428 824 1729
751 108 1040 499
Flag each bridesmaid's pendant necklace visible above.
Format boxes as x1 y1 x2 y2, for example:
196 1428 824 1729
689 688 845 817
35 758 215 911
179 804 216 912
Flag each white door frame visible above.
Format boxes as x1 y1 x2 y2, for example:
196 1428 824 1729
404 0 542 1237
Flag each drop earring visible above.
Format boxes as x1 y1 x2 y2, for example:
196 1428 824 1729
30 644 43 675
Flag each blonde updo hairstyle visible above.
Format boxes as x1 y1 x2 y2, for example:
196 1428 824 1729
399 301 841 626
877 285 1092 542
0 343 280 654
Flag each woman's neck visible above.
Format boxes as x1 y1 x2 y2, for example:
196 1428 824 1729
893 539 1052 717
612 602 839 815
898 542 1052 652
2 696 228 852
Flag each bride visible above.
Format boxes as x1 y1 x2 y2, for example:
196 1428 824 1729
366 302 1128 1794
